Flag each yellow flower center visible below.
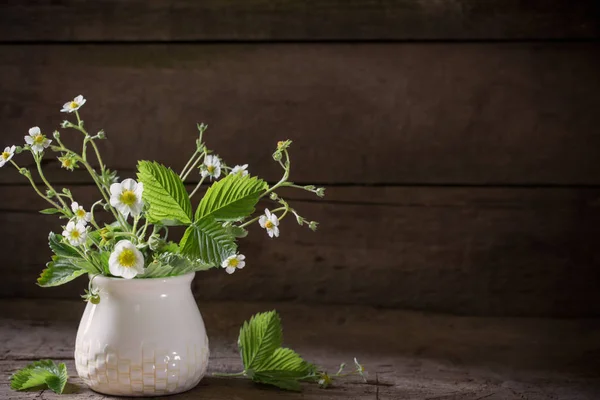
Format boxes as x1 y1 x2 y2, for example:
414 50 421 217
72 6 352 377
69 230 80 240
207 165 215 174
228 258 239 267
70 101 78 109
120 190 137 206
33 134 45 145
264 220 274 229
76 209 86 218
1 152 10 160
117 249 137 268
62 159 72 168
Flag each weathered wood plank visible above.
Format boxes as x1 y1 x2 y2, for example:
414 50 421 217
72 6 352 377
0 0 597 42
0 300 599 399
1 43 600 185
1 186 599 317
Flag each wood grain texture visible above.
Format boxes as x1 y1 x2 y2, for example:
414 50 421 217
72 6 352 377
0 0 598 42
1 185 599 317
1 43 599 185
1 300 599 399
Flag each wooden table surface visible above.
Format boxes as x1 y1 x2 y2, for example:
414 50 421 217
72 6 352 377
1 299 599 399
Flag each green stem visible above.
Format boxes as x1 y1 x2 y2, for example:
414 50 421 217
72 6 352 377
34 155 70 212
189 176 206 199
263 149 291 198
239 206 287 228
11 160 61 209
212 371 246 377
180 149 199 177
137 218 151 240
181 152 205 182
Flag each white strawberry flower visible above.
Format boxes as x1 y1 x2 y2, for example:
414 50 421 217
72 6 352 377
71 202 92 224
24 127 52 154
62 221 88 246
108 240 145 279
60 95 86 113
201 155 221 180
230 164 248 177
221 254 246 274
109 178 144 218
259 208 280 238
0 146 16 168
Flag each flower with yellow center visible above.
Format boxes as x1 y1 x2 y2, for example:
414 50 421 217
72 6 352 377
109 178 144 218
229 164 249 177
62 221 88 246
221 254 246 274
200 155 221 180
24 127 52 155
71 202 92 225
0 145 16 168
60 95 86 113
59 154 78 171
108 240 145 279
258 208 280 238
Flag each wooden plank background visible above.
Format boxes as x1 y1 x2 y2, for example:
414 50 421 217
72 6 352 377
0 1 599 317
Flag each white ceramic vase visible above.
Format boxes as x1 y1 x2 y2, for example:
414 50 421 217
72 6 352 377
74 272 209 397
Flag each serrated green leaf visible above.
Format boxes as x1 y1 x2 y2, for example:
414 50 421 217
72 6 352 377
238 311 282 371
39 208 62 215
10 360 68 394
37 256 89 287
255 348 312 375
179 217 236 266
140 252 212 278
137 161 192 226
49 232 80 258
225 224 249 238
252 375 302 391
195 174 267 221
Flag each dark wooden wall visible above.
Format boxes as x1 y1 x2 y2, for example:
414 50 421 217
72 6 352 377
1 1 599 317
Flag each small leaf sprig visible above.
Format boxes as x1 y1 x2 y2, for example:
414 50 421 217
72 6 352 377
214 311 367 391
10 360 68 394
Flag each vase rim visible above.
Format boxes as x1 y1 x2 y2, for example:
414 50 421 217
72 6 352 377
90 271 196 285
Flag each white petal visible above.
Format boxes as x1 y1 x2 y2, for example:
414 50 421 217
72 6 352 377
213 166 221 179
265 208 271 218
120 178 137 191
272 226 280 237
71 202 79 212
258 216 267 228
225 266 236 274
135 182 144 197
24 136 33 145
109 182 122 196
115 203 131 218
237 261 245 269
267 229 274 238
238 254 246 261
84 212 92 222
28 127 40 135
270 215 279 226
74 95 84 103
43 138 52 148
65 221 76 230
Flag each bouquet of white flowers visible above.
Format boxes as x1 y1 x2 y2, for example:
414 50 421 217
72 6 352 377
1 95 324 303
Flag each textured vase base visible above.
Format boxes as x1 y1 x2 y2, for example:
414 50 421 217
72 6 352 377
88 379 201 397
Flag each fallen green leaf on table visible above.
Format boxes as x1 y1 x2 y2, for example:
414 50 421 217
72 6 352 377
10 359 68 394
214 310 368 391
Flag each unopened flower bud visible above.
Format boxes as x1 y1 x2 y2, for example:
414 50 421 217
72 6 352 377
15 146 24 154
53 130 60 139
269 192 279 201
62 188 71 196
46 189 56 198
60 120 71 128
309 221 319 231
316 187 326 197
296 214 304 226
97 130 106 139
19 168 28 175
272 150 282 161
304 185 315 191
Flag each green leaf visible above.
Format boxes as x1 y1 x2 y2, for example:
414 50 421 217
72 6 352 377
137 161 193 226
238 311 282 371
37 256 89 287
10 360 68 394
48 233 80 258
195 174 267 221
179 217 236 266
39 208 62 215
140 252 212 278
